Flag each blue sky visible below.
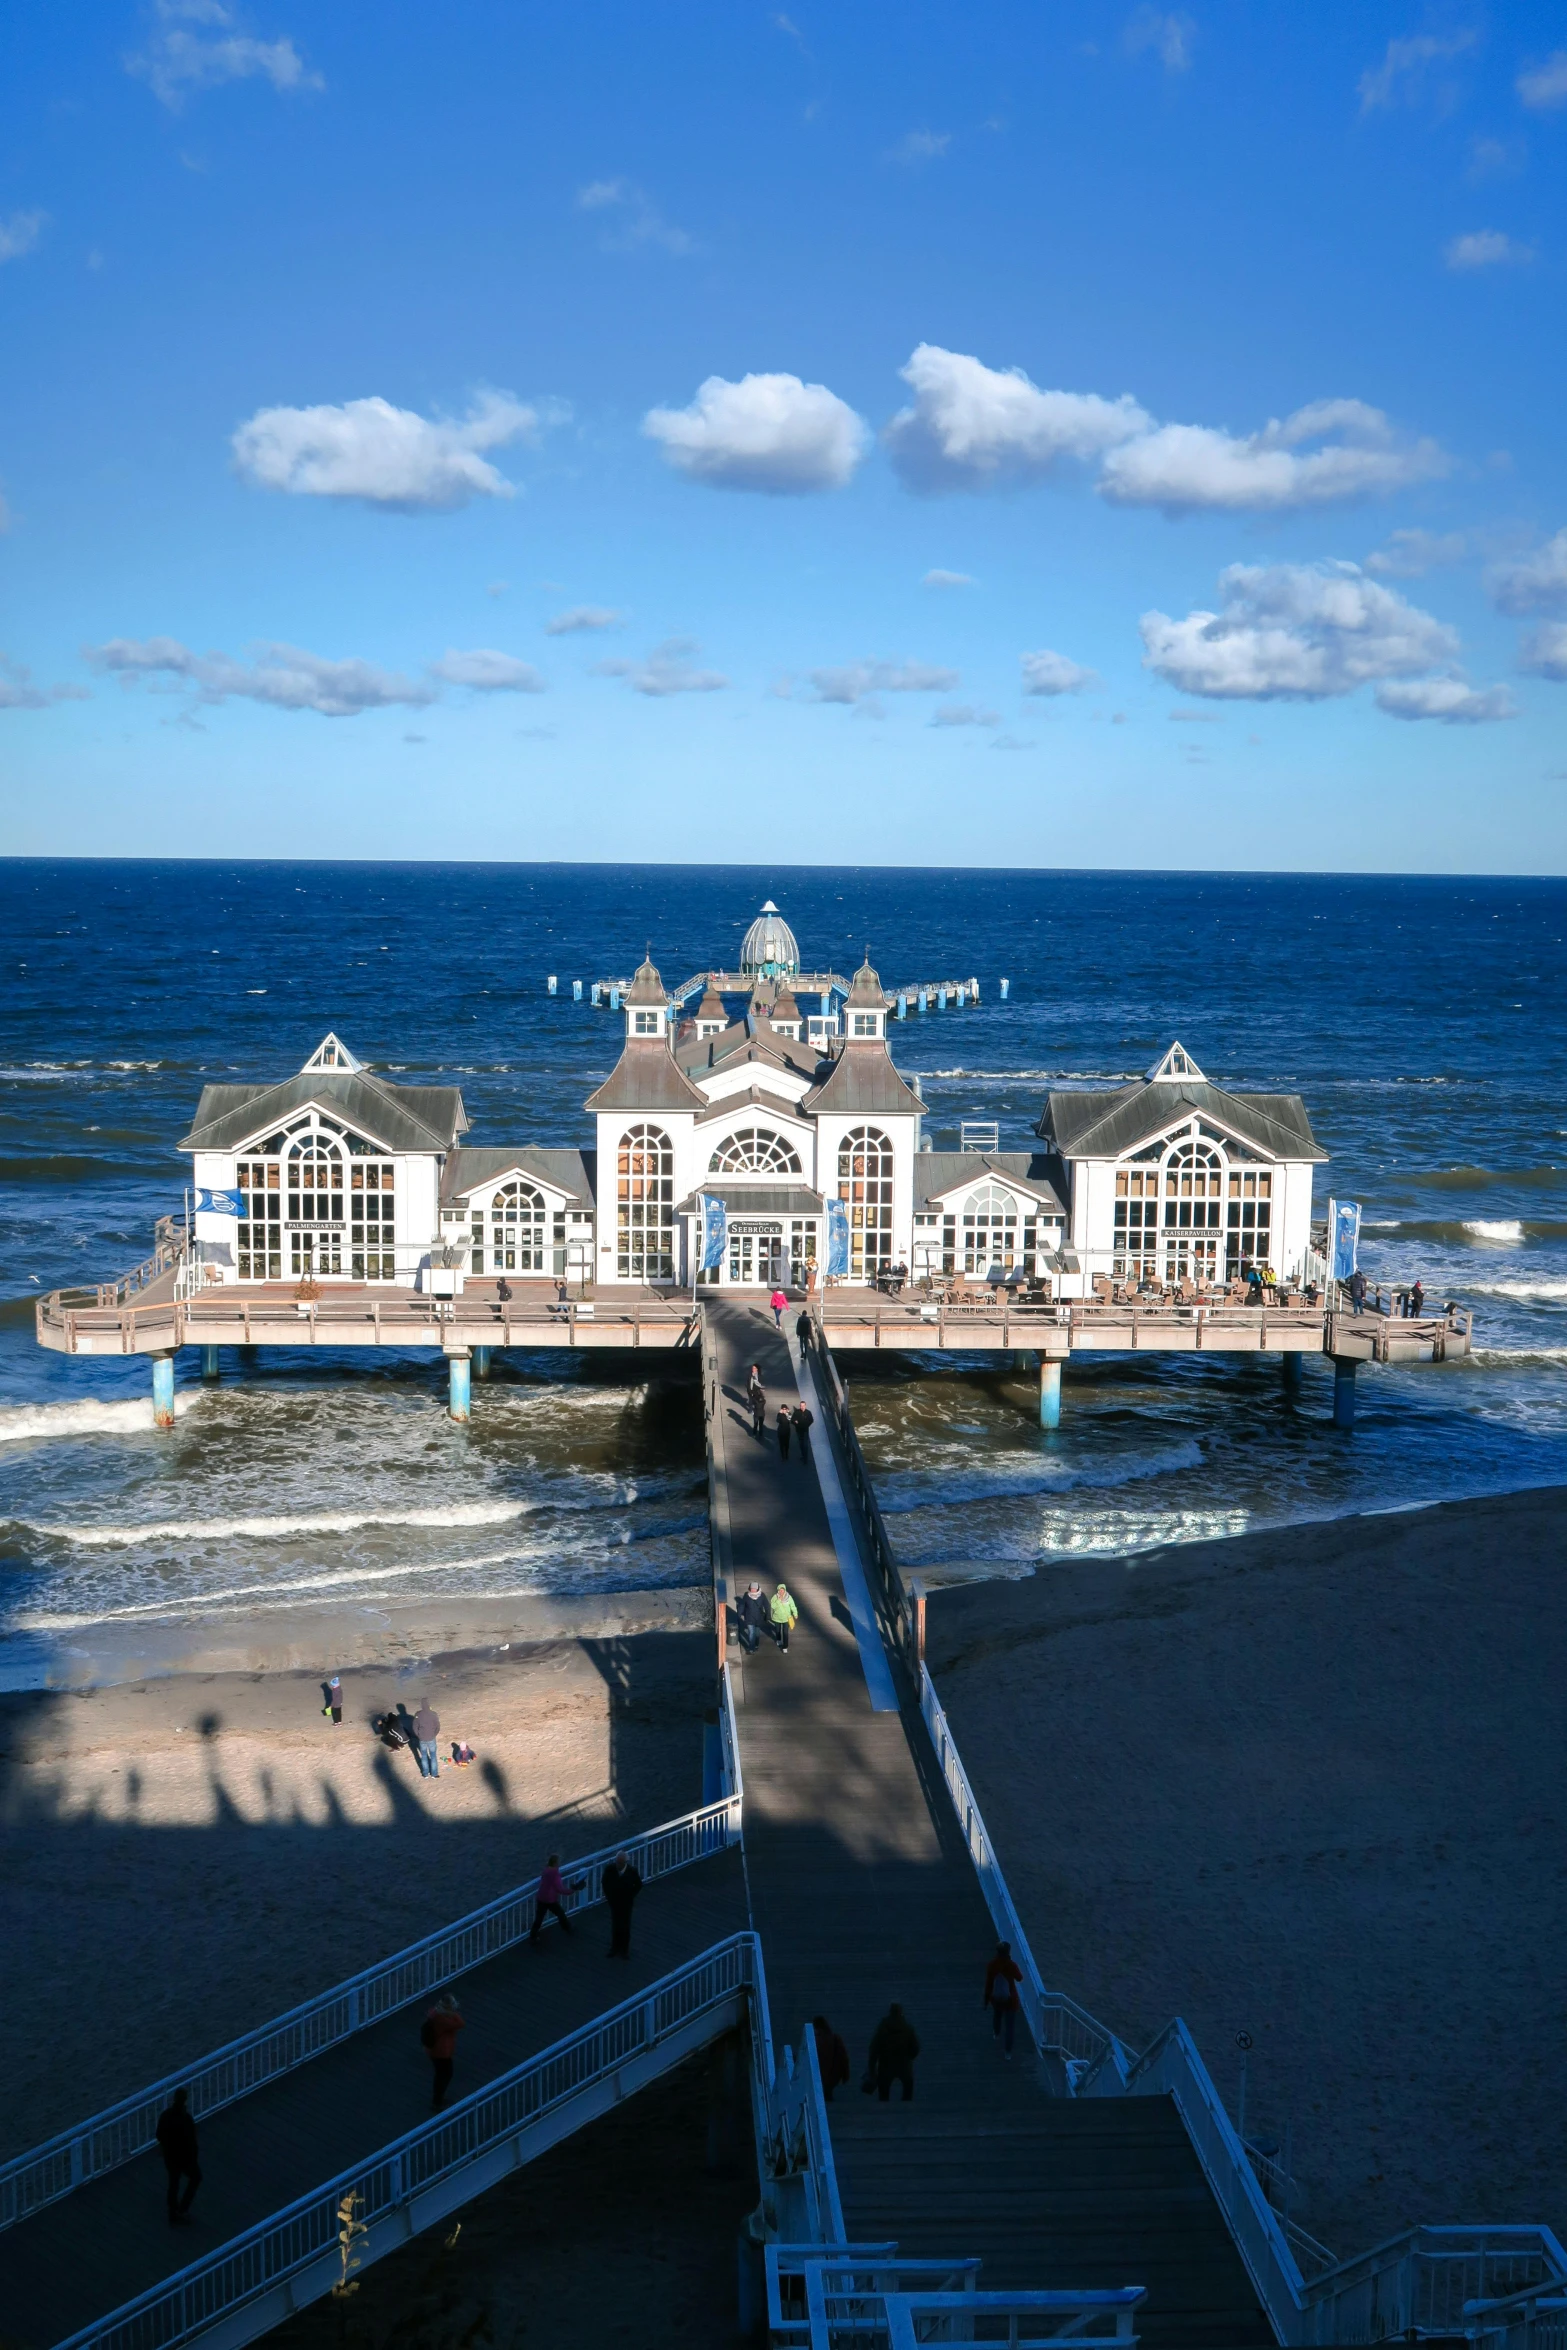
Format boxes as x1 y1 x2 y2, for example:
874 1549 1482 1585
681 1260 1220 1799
2 2 1565 869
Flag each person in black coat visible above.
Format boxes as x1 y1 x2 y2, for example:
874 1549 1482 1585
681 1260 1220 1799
602 1850 643 1958
155 2087 201 2225
736 1581 768 1653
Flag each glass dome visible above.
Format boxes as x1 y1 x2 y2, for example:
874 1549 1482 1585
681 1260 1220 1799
739 899 800 978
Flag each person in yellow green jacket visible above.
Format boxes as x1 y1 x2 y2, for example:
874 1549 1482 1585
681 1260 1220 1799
769 1582 799 1653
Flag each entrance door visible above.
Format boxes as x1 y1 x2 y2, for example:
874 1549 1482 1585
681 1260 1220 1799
728 1222 783 1285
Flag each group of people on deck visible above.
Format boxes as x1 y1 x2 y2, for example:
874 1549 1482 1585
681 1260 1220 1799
746 1361 814 1461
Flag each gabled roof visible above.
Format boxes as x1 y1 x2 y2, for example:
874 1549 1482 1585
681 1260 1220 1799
440 1146 597 1207
625 954 666 1010
676 1017 820 1085
802 1043 922 1118
301 1031 364 1074
1037 1075 1327 1164
913 1152 1068 1216
845 956 888 1011
180 1070 468 1155
693 1086 814 1129
583 1041 706 1114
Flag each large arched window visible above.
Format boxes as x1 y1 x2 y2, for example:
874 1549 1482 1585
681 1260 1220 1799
618 1124 674 1282
1162 1137 1224 1282
960 1182 1018 1275
708 1125 803 1176
485 1180 546 1274
838 1125 894 1280
285 1131 344 1277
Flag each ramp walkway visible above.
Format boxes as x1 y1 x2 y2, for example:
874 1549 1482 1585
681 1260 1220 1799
0 1829 744 2348
705 1298 1271 2349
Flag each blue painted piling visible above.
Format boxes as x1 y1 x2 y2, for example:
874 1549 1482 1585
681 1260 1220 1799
1039 1360 1062 1430
152 1354 176 1430
201 1345 220 1380
449 1353 472 1422
1332 1357 1357 1430
1000 977 1010 999
473 1346 492 1381
573 979 582 1001
547 975 557 995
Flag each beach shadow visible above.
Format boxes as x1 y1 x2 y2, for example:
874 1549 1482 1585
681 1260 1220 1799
479 1758 511 1812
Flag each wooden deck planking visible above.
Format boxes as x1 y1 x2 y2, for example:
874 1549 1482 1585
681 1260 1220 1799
707 1299 1272 2346
0 1851 745 2348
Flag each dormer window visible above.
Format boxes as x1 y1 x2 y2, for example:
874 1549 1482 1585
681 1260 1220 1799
633 1011 659 1035
852 1013 879 1038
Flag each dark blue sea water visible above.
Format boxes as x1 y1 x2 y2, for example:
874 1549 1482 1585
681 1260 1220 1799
3 862 1566 1681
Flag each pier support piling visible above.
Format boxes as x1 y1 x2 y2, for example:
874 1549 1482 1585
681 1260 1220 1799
1039 1359 1062 1431
151 1353 176 1430
448 1352 472 1423
201 1345 220 1381
1332 1356 1357 1430
473 1345 492 1381
1013 1349 1033 1372
1281 1351 1301 1393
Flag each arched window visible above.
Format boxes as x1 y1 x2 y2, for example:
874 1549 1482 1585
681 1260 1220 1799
285 1131 344 1277
838 1125 894 1280
485 1180 546 1274
618 1124 674 1282
1161 1137 1225 1283
708 1125 803 1176
960 1182 1019 1275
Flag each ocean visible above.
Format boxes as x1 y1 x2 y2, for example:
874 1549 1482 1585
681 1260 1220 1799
3 861 1566 1684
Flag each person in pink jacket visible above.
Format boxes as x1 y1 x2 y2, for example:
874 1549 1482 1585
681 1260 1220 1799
769 1287 787 1328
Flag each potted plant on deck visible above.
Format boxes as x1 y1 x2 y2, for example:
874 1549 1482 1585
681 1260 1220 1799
294 1275 321 1316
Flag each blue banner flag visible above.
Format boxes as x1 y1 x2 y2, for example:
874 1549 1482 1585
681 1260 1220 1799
1328 1199 1361 1281
699 1193 727 1272
825 1197 850 1280
196 1188 244 1217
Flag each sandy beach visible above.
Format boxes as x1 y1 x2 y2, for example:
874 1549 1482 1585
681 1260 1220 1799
0 1601 716 2161
925 1483 1567 2258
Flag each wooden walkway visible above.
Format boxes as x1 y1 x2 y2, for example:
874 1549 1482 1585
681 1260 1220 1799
708 1299 1272 2348
0 1853 745 2348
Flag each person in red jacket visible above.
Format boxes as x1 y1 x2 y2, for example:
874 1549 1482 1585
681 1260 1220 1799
983 1939 1024 2057
421 1993 465 2110
529 1852 582 1945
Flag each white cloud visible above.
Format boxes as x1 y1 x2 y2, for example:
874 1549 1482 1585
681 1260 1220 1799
1487 529 1567 615
922 569 975 589
1467 134 1526 179
127 1 322 110
1021 648 1097 695
1366 528 1470 578
232 391 547 511
1519 623 1567 680
543 605 624 634
888 129 951 164
930 703 1000 728
576 178 691 255
1140 560 1509 723
1374 676 1516 723
1517 50 1567 111
1122 8 1195 71
807 658 960 705
1168 709 1223 722
595 638 728 696
87 636 435 717
885 345 1149 493
643 372 868 494
1359 30 1474 113
0 210 46 264
429 650 546 693
1099 399 1446 513
1445 229 1534 270
0 655 88 710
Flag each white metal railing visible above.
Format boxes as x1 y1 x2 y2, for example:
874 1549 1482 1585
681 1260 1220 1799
1464 2277 1567 2350
767 2250 1143 2350
0 1795 741 2235
56 1933 761 2350
1297 2228 1567 2348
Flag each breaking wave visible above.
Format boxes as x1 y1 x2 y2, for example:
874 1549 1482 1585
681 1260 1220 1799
0 1392 203 1444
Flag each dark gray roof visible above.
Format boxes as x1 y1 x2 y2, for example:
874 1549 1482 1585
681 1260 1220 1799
676 1184 825 1216
693 1087 811 1129
676 1017 820 1085
1038 1079 1328 1164
845 957 889 1010
180 1071 468 1154
440 1147 596 1207
583 1041 706 1114
913 1152 1067 1216
802 1044 922 1118
625 954 666 1009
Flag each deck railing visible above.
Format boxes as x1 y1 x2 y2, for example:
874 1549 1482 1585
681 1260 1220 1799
809 1332 916 1657
55 1933 761 2350
0 1795 740 2235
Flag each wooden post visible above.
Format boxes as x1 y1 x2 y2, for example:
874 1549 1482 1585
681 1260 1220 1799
910 1578 927 1670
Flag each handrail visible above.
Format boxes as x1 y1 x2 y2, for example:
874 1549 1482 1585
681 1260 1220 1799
812 1334 916 1657
0 1794 741 2234
55 1933 762 2350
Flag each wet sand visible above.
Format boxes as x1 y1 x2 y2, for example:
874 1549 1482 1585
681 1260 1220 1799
0 1611 716 2161
925 1483 1567 2257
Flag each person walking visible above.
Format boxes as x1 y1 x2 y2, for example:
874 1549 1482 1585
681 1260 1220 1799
421 1993 465 2111
984 1939 1024 2057
769 1581 799 1653
769 1286 788 1330
748 1371 767 1440
796 1307 813 1353
791 1400 814 1463
812 2015 851 2101
866 2003 920 2102
322 1673 342 1725
155 2088 201 2226
529 1853 578 1944
736 1580 768 1654
776 1404 792 1460
413 1697 441 1778
602 1849 643 1959
1410 1277 1425 1318
1349 1267 1367 1316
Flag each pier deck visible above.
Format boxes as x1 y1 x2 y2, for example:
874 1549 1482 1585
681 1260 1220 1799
708 1299 1271 2344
